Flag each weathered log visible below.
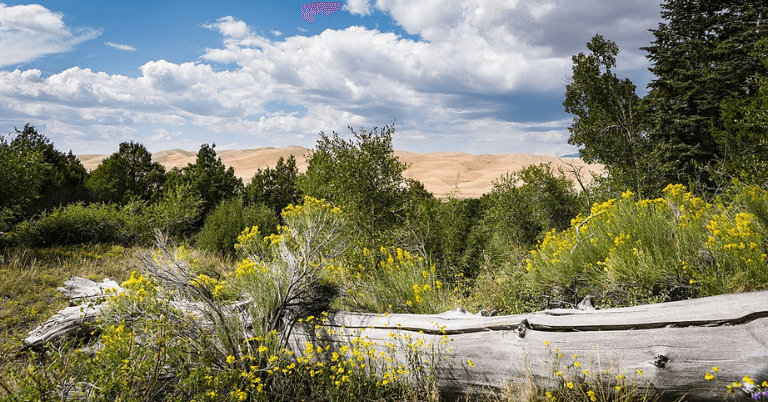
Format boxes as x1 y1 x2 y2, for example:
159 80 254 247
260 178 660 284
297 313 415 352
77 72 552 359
308 291 768 401
25 278 768 401
24 278 123 349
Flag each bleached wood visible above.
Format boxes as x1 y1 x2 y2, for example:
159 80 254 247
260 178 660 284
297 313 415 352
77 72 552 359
25 278 768 401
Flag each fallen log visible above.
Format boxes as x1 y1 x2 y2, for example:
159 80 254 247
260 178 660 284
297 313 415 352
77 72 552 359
25 278 768 401
311 291 768 401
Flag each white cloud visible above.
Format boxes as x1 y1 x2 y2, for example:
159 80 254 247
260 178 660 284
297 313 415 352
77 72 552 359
204 15 249 38
0 1 662 155
105 41 137 51
0 4 100 67
270 29 282 37
344 0 372 16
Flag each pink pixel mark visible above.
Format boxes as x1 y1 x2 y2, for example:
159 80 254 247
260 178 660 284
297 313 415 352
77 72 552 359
301 2 342 23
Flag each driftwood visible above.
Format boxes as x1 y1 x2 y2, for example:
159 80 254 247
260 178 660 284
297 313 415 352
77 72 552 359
25 278 768 401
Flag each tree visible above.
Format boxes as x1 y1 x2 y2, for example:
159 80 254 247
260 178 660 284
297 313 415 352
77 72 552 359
243 155 302 216
86 141 166 204
642 0 768 189
165 143 243 223
711 39 768 188
0 124 88 227
0 136 44 231
298 124 414 247
564 35 656 196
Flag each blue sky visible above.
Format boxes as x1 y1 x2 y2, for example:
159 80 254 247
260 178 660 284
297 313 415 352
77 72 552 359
0 1 662 155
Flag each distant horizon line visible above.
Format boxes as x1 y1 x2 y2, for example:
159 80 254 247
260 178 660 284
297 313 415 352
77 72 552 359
76 145 583 159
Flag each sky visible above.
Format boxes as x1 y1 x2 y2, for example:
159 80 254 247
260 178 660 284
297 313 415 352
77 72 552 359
0 0 663 156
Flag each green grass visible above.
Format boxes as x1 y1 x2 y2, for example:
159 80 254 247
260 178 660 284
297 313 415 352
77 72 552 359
3 184 767 400
0 245 136 393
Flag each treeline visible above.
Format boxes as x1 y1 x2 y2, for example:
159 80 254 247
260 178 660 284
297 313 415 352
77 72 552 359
1 0 766 310
0 123 578 278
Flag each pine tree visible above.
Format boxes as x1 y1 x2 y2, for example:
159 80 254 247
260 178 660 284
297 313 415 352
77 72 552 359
642 0 768 188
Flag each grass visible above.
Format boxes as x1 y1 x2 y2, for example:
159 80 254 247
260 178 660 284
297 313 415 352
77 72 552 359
0 245 135 394
2 185 767 400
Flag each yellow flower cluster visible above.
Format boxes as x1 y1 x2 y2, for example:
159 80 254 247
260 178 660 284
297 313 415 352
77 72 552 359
120 271 154 299
189 273 227 300
706 211 760 256
282 196 342 218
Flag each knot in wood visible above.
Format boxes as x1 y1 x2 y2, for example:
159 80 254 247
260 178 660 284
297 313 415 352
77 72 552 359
517 319 529 338
654 354 668 369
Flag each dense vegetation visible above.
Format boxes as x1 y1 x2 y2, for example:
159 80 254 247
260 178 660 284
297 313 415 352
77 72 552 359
1 0 767 400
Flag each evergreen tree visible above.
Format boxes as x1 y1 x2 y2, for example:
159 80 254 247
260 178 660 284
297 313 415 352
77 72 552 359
165 143 243 223
642 0 768 188
86 141 166 204
243 155 302 216
1 124 88 223
711 38 768 188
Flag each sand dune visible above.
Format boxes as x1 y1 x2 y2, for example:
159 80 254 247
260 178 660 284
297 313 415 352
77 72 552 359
79 147 602 198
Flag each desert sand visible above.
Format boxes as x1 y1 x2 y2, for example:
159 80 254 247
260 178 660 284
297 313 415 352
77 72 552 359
78 147 602 198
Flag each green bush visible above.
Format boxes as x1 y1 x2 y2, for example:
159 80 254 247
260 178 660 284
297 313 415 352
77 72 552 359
195 198 279 256
423 197 487 278
11 202 133 247
140 183 204 242
524 184 768 308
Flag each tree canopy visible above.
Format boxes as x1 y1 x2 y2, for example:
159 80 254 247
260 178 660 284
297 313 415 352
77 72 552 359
566 0 768 195
563 35 653 196
165 143 243 223
642 0 768 189
0 124 87 228
243 155 302 217
86 141 166 204
298 124 421 247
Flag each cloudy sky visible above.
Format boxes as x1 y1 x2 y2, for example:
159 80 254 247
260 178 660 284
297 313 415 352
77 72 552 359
0 0 662 156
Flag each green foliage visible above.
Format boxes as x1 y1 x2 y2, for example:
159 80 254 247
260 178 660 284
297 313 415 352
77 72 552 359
525 184 768 308
422 197 487 278
9 187 204 247
165 143 243 224
711 40 768 188
243 155 302 216
564 35 655 196
142 183 205 241
338 246 452 315
86 141 166 204
298 124 416 248
642 0 768 189
482 164 583 267
0 137 44 232
196 198 279 256
0 124 88 229
10 202 134 247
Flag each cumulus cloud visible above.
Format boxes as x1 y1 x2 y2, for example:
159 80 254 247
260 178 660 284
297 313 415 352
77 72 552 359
0 3 100 67
344 0 373 16
105 41 137 51
0 1 662 155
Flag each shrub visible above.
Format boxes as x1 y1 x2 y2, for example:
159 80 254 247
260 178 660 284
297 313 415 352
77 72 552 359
195 198 279 256
524 184 768 308
338 246 453 314
141 183 204 242
423 196 487 278
11 202 133 247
